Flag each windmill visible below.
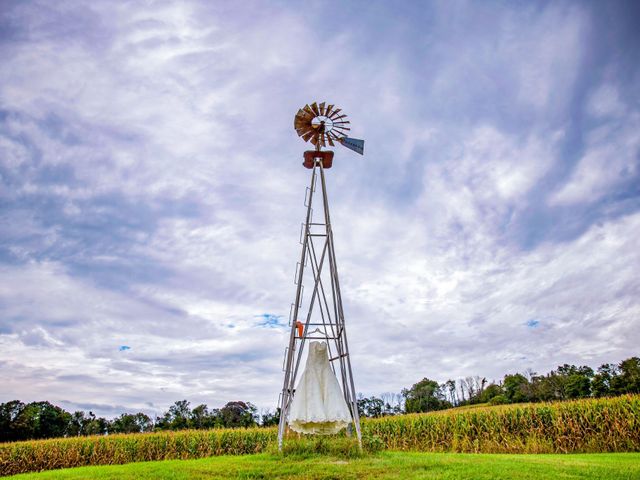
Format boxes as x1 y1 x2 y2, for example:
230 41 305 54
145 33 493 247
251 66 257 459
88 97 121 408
277 102 364 450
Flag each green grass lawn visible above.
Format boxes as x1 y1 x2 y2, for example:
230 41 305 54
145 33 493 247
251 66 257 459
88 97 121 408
7 452 640 479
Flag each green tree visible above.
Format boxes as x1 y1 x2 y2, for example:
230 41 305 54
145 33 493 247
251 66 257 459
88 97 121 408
592 363 617 397
168 400 191 430
503 374 529 403
156 400 191 431
260 408 280 427
110 413 152 433
489 394 508 405
479 383 503 403
357 396 385 418
557 365 593 399
219 401 257 428
189 404 213 429
402 378 451 413
614 357 640 394
66 411 87 436
0 400 25 442
528 365 594 401
1 401 79 440
82 411 108 436
86 415 109 435
20 402 70 439
566 374 591 399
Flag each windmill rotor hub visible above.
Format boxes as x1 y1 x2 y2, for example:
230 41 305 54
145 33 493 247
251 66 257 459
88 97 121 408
311 116 331 130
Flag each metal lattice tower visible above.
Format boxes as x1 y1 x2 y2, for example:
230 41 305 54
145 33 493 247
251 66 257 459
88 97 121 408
277 102 365 450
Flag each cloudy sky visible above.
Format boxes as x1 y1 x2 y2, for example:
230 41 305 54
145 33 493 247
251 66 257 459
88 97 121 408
1 0 639 418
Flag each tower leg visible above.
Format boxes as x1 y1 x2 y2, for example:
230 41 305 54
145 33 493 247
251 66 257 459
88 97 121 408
318 164 362 447
277 167 316 450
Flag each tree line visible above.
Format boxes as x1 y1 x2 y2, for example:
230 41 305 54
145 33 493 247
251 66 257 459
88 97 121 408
394 355 640 415
3 355 638 442
0 399 276 443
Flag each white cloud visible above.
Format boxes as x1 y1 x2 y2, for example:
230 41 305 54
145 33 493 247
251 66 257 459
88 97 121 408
587 84 626 119
549 111 640 206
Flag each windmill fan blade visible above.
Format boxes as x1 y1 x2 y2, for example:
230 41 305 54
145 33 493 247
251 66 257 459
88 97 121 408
295 111 312 123
328 130 341 141
319 102 326 116
296 121 313 132
297 128 314 138
310 102 320 115
327 135 335 147
296 115 313 126
303 104 314 116
295 125 310 135
296 122 313 132
302 130 315 142
328 108 342 119
295 118 311 130
325 104 334 117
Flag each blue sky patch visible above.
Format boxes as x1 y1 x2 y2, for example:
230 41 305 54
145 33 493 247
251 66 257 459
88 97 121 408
526 319 540 329
255 313 284 328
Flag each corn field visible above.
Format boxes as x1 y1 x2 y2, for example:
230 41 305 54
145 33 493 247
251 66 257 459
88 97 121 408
1 395 638 476
0 428 276 476
362 395 640 454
